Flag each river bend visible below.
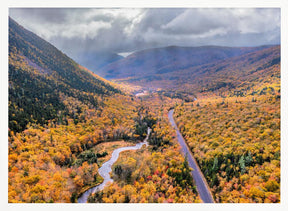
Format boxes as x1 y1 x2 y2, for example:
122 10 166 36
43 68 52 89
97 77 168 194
77 128 151 203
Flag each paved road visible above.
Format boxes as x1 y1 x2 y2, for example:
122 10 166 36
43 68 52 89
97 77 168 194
168 109 214 203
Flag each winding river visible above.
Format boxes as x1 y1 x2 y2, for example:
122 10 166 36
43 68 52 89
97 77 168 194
78 110 214 203
77 128 151 203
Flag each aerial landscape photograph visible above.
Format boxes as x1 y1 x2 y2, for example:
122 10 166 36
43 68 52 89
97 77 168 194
2 2 287 210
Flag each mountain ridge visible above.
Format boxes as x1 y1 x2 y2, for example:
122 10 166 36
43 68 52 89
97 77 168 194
115 44 280 101
98 44 275 79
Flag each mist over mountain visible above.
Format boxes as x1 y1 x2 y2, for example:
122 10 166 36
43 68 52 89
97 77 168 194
118 45 280 96
74 52 124 73
98 45 273 79
7 10 281 204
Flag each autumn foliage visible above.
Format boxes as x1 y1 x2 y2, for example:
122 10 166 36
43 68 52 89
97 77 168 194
174 84 280 202
8 17 280 204
88 96 200 203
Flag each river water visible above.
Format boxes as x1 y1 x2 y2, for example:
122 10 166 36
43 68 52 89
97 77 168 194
77 128 151 203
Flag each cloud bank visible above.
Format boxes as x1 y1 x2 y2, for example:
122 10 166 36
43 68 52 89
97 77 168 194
9 8 280 59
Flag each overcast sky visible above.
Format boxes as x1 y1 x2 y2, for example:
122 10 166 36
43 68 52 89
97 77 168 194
9 8 280 58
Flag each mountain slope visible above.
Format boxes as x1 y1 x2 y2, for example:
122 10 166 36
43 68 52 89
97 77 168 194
119 45 280 99
9 17 121 132
8 18 146 203
8 18 201 204
171 46 280 202
165 45 280 92
98 45 273 79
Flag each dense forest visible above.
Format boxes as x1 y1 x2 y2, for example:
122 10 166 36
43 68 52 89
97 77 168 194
174 77 280 202
8 17 142 202
8 17 280 204
9 17 120 133
87 95 200 203
8 18 200 203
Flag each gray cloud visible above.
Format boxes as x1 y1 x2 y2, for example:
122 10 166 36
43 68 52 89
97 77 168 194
9 8 280 60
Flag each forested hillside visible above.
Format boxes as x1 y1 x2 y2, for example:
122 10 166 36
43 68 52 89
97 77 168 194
9 17 120 133
173 51 280 202
8 17 140 202
8 16 280 204
117 45 280 99
8 18 200 203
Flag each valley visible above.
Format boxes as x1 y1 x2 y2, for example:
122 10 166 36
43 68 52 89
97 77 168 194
8 16 280 204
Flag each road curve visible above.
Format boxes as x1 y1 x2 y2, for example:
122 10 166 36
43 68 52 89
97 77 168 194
168 109 214 203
